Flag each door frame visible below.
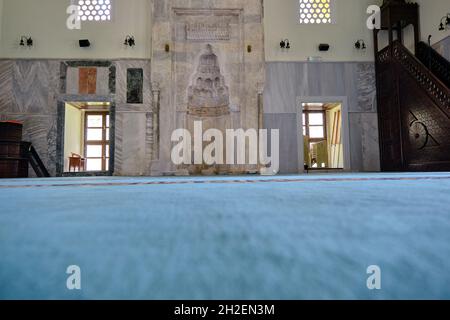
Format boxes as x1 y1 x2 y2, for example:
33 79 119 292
296 96 351 173
56 97 116 177
84 111 111 172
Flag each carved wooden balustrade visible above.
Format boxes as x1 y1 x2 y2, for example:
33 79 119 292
375 40 450 171
392 41 450 115
377 41 450 116
416 41 450 89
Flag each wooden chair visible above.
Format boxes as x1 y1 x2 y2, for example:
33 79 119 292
69 153 86 172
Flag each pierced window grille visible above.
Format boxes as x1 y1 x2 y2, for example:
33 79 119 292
299 0 332 24
77 0 112 22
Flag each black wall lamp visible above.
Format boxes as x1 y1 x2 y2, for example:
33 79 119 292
124 35 136 47
439 13 450 31
355 39 366 50
280 39 291 50
19 36 33 47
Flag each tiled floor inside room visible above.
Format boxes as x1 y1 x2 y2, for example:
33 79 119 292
1 173 450 299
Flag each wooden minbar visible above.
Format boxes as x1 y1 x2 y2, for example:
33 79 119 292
0 122 30 178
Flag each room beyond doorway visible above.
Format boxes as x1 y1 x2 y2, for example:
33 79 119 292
302 103 343 170
63 102 112 175
297 97 351 173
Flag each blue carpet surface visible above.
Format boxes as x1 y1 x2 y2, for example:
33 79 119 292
1 173 450 300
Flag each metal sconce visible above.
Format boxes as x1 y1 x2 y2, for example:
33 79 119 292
165 44 170 52
439 13 450 31
280 39 291 50
124 35 136 47
355 39 366 50
19 36 33 47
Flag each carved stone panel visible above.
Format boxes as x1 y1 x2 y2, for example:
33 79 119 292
187 44 230 117
151 0 265 175
186 20 231 41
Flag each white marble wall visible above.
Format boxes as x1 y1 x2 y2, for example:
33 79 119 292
0 59 153 177
263 62 380 173
1 58 381 176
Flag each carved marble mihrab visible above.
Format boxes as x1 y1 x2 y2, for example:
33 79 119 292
187 44 230 117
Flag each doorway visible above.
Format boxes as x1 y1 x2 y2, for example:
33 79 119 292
297 97 351 173
62 102 111 174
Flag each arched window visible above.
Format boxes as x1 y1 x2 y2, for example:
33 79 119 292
77 0 112 22
299 0 333 24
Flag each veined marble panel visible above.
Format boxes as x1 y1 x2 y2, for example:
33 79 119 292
96 67 110 95
151 0 265 175
0 60 15 114
264 62 377 114
0 60 59 115
356 63 377 112
264 113 299 174
361 113 381 172
66 67 79 95
0 58 153 177
263 111 381 174
114 112 152 176
1 57 380 175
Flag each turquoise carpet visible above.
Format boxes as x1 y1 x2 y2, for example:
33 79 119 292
1 173 450 300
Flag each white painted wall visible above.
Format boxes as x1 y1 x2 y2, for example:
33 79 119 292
0 0 151 59
264 0 382 62
414 0 450 45
378 0 450 53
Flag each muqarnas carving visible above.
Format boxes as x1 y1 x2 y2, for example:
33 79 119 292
187 44 230 117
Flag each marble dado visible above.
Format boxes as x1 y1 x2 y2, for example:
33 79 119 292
0 58 381 176
264 61 380 173
0 59 153 177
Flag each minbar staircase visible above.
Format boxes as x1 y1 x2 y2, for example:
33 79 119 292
374 0 450 172
0 122 50 178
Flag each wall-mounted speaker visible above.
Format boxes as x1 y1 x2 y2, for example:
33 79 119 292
318 44 330 52
79 39 91 48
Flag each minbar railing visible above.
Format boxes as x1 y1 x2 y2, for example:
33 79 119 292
377 41 450 116
0 141 50 178
416 41 450 89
